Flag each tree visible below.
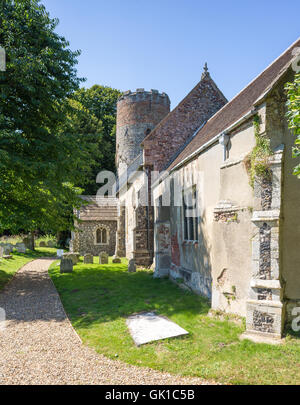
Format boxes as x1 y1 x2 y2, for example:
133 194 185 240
0 0 94 240
72 85 121 194
286 72 300 177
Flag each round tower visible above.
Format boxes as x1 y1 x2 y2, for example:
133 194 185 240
116 88 170 176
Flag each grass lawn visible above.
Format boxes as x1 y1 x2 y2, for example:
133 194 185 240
49 259 300 385
0 247 56 291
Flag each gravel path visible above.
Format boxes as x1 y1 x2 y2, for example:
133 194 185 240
0 259 216 385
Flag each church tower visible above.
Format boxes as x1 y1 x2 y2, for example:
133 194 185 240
116 89 170 177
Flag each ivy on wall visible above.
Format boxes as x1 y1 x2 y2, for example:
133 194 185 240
245 115 273 187
285 72 300 178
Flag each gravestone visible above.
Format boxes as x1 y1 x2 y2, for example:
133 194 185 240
63 252 78 265
99 252 109 264
128 259 136 273
60 258 73 273
83 254 93 264
39 241 47 247
3 245 12 255
112 257 121 264
0 246 3 257
16 243 26 253
23 236 34 250
47 240 55 247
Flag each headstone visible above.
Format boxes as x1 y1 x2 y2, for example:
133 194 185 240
3 255 13 260
83 254 93 264
23 236 34 250
16 243 26 253
3 245 12 255
0 246 4 257
63 252 78 265
112 257 121 264
39 241 47 247
99 252 109 264
60 258 73 273
47 240 55 248
128 259 136 273
57 249 64 258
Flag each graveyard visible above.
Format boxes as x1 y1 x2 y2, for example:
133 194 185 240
48 255 300 385
0 0 299 388
1 238 300 384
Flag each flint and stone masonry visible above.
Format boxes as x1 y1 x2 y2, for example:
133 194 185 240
116 89 170 266
71 39 300 343
245 145 285 339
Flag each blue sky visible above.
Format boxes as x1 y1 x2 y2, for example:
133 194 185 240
41 0 300 108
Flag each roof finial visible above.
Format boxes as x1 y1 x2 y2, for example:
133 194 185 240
201 62 210 79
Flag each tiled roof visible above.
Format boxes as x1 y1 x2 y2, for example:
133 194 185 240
166 38 300 171
78 196 118 221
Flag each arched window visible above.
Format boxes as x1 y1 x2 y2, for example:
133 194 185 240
96 227 108 245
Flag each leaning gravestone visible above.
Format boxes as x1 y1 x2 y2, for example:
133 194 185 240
60 258 73 273
112 257 121 264
63 252 78 265
99 252 109 264
39 241 47 247
47 240 55 247
83 254 93 264
128 259 136 273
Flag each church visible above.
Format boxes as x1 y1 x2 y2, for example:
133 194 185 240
73 38 300 342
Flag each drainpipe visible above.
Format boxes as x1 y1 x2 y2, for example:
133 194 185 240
146 166 151 252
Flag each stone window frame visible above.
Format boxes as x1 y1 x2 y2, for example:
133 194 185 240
94 225 110 246
182 185 199 242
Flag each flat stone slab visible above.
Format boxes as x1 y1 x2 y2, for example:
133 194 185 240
126 312 188 346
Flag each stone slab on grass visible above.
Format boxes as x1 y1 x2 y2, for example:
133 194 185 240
126 312 189 346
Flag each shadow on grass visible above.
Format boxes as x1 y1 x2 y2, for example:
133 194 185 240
50 263 211 329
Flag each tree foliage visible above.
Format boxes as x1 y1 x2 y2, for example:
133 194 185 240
72 85 121 194
0 0 94 234
286 72 300 177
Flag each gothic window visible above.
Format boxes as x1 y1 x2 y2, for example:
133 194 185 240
95 227 108 245
182 185 199 241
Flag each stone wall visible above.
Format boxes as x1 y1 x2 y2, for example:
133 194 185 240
72 220 117 256
143 71 227 173
153 107 258 314
245 144 285 338
116 89 170 177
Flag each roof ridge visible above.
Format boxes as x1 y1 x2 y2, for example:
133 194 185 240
164 37 300 172
195 37 300 134
141 71 227 145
